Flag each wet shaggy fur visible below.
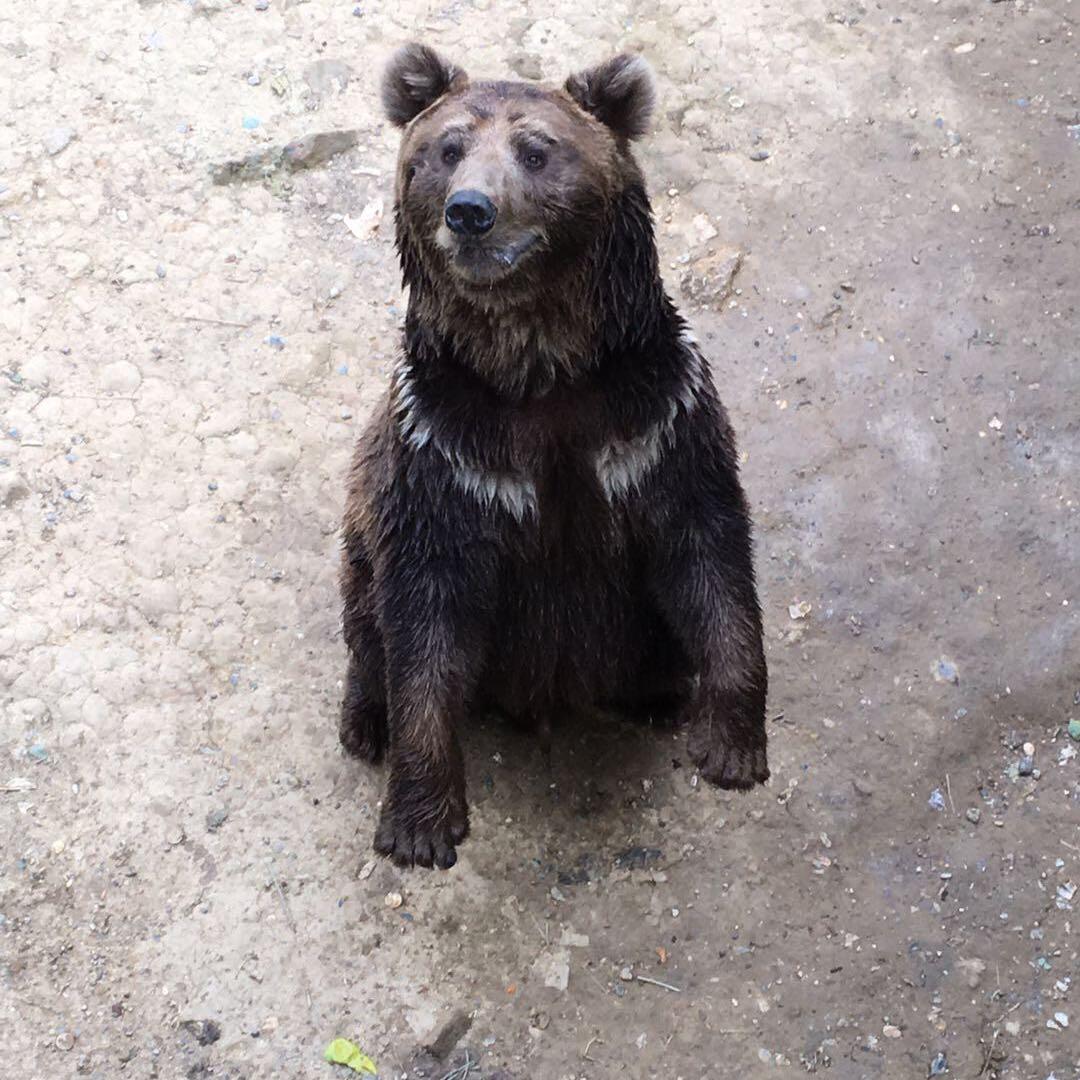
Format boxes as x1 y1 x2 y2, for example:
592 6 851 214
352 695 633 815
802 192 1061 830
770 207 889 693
339 45 769 869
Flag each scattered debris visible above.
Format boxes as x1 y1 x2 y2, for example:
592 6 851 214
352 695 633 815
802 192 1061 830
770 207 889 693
324 1037 377 1075
344 198 384 239
788 600 812 620
928 1050 948 1075
613 847 662 870
932 657 959 684
532 949 570 991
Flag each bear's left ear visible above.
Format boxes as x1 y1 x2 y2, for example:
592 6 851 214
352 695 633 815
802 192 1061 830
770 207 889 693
382 43 468 128
564 54 655 140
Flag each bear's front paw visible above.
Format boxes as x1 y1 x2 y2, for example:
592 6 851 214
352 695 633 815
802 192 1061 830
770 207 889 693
689 738 769 790
686 695 769 790
374 793 469 870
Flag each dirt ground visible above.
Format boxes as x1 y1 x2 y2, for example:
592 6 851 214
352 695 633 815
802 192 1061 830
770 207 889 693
2 0 1079 1077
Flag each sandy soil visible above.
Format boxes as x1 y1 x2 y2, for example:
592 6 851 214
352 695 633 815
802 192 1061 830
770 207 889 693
2 0 1079 1077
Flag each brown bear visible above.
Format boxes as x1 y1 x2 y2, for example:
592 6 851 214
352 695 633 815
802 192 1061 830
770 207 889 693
339 44 769 869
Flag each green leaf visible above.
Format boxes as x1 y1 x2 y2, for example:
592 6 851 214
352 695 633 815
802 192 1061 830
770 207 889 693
324 1037 378 1075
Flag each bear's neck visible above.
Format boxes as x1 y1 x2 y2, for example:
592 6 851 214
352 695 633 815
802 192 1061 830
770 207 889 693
398 183 676 401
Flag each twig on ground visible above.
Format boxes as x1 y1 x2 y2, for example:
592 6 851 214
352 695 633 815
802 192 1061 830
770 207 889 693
978 1029 999 1076
439 1050 475 1080
634 974 682 993
267 858 297 934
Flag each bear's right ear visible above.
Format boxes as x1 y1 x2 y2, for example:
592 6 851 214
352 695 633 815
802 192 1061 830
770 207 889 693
382 43 467 128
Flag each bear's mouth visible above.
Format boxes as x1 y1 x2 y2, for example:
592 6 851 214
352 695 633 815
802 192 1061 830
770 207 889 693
445 231 543 283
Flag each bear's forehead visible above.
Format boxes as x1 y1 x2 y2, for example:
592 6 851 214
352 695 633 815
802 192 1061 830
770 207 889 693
413 82 587 140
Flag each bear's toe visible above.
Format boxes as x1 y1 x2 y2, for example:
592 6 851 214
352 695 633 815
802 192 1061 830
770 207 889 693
374 802 468 870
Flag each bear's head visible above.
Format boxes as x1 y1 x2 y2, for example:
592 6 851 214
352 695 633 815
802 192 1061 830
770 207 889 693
382 44 655 296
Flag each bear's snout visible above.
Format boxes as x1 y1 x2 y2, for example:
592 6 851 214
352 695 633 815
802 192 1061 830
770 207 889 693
444 189 497 237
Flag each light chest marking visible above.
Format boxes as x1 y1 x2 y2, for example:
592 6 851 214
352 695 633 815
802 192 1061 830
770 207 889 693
392 332 705 519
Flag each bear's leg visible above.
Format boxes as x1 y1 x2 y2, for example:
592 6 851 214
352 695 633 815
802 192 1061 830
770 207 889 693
373 548 497 870
649 505 769 790
340 534 388 763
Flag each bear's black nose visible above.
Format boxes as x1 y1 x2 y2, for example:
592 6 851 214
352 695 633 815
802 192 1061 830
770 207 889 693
444 190 497 237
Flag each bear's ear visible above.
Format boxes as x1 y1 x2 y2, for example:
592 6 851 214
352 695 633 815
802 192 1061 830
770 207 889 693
564 54 655 140
382 43 467 128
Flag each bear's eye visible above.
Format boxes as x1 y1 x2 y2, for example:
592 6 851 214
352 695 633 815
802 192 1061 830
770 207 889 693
441 145 462 166
523 149 547 172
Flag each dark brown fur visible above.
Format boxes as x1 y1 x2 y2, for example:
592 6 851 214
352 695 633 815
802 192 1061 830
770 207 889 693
339 46 769 869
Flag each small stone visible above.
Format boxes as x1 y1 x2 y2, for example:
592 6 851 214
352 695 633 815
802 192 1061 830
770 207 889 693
619 966 634 981
254 0 269 8
357 859 376 880
1022 741 1035 756
242 116 260 130
927 789 945 812
1017 755 1034 777
788 600 812 621
953 42 976 54
1054 1011 1069 1028
247 73 261 86
1067 718 1080 741
749 149 771 162
883 1024 901 1039
928 1051 948 1075
965 807 981 824
43 126 76 156
384 891 403 909
853 778 873 797
181 1020 221 1046
679 247 742 309
166 825 185 846
205 807 228 832
728 95 745 109
989 415 1003 431
56 1032 76 1051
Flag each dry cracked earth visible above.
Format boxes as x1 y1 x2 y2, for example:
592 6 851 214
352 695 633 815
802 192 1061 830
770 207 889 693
1 0 1079 1078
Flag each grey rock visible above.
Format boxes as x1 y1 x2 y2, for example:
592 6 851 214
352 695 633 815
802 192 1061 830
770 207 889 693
0 471 31 506
303 58 352 97
43 126 76 156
